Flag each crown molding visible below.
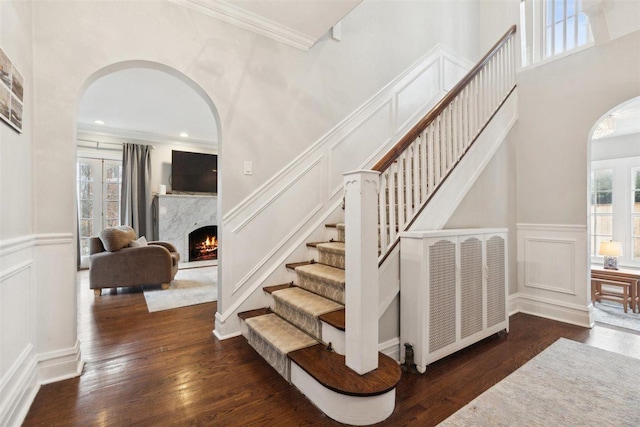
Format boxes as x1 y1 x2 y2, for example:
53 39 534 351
77 123 217 149
170 0 317 51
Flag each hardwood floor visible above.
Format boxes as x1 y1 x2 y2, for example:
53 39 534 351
23 272 640 426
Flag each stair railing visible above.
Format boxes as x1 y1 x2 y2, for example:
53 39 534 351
342 26 517 376
374 25 517 262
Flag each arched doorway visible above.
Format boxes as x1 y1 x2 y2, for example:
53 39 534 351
74 61 222 315
587 96 640 331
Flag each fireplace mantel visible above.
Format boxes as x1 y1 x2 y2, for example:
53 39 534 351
153 194 217 263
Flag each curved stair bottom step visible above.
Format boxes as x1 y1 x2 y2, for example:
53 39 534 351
290 362 396 426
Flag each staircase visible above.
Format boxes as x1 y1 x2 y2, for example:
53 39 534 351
238 223 401 426
236 26 518 426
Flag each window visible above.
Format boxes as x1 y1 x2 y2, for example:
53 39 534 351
590 169 613 257
77 158 122 262
633 168 640 260
591 158 640 267
521 0 593 67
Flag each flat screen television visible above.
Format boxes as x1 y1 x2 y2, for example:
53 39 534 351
171 150 217 194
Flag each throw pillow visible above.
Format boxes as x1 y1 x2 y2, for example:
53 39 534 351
99 225 137 252
129 236 148 247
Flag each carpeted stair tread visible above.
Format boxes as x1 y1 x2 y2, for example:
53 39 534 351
316 241 345 255
238 307 271 320
272 287 343 318
245 313 317 355
288 344 402 397
295 263 345 285
264 283 294 294
318 309 345 331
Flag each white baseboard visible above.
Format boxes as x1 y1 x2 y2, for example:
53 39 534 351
378 337 400 362
0 345 39 427
509 292 592 328
37 340 84 385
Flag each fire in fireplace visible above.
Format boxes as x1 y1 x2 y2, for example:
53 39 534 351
188 226 218 262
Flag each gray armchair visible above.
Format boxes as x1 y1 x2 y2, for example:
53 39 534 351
89 226 180 296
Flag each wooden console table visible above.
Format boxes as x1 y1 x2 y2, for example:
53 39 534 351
591 266 640 313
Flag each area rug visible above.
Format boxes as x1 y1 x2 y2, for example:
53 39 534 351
593 300 640 332
439 338 640 426
143 266 217 312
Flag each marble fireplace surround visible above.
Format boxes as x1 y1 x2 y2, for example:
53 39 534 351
154 194 217 263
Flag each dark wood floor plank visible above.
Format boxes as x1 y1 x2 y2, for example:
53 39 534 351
22 270 640 426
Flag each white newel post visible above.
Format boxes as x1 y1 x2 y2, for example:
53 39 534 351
343 170 380 375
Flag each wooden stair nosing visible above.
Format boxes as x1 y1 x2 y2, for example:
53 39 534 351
288 344 401 397
324 223 338 229
286 260 314 270
264 283 294 294
238 307 271 320
318 309 345 331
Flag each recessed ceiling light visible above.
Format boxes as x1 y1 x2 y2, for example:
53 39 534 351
180 132 189 138
94 120 105 125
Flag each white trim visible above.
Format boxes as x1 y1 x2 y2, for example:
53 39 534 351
516 223 587 232
0 345 39 427
509 292 593 328
0 259 33 282
170 0 316 51
0 235 35 257
212 325 242 341
37 340 84 385
523 237 577 295
34 233 74 246
378 337 400 362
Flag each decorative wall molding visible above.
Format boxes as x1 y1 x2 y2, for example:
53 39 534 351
516 223 590 327
215 45 474 339
0 344 38 427
77 124 217 148
171 0 316 51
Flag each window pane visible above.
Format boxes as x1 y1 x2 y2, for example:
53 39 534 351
634 238 640 260
80 219 93 238
79 163 93 182
106 165 121 183
595 170 612 191
80 182 93 200
635 197 640 213
106 183 120 201
80 200 93 219
106 201 119 220
567 0 576 17
566 16 576 50
595 215 612 235
634 217 640 236
80 239 90 257
105 219 119 228
577 13 590 44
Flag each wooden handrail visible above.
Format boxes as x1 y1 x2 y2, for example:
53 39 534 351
372 25 517 172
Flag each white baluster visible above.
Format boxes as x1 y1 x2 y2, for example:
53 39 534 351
397 153 406 230
378 172 388 253
388 162 397 245
420 132 428 203
427 123 435 193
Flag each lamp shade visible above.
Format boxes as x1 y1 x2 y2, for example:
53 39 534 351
598 241 623 257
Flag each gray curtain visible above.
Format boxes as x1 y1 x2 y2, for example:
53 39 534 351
121 143 152 238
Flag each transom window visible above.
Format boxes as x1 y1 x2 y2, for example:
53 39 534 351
520 0 593 67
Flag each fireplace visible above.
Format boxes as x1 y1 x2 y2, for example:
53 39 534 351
188 226 218 262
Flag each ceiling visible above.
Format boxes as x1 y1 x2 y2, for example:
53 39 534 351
77 68 218 146
592 96 640 140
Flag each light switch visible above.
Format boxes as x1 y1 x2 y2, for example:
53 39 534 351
244 161 253 175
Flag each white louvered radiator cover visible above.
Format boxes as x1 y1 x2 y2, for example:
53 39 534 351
400 229 509 373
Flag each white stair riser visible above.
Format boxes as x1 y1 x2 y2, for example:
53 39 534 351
321 322 345 356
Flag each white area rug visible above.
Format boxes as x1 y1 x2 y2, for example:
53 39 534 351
144 266 217 312
593 300 640 332
439 338 640 426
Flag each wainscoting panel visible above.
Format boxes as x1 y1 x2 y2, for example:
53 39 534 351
0 236 38 427
216 44 474 339
515 224 590 327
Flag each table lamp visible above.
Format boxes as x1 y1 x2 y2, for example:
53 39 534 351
598 241 622 270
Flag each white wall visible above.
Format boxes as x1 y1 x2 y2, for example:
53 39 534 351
513 30 640 326
0 2 41 426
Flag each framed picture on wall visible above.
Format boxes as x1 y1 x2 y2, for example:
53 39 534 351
0 45 23 133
